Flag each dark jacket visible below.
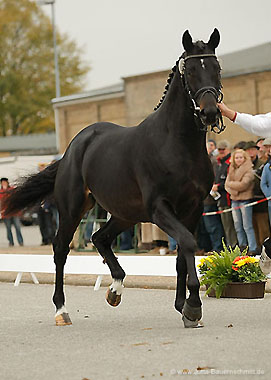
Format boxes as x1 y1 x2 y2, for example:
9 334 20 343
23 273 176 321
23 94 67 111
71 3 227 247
204 154 218 205
253 157 268 213
215 153 231 208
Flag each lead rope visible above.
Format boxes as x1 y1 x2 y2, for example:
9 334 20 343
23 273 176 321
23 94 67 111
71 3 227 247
210 111 226 134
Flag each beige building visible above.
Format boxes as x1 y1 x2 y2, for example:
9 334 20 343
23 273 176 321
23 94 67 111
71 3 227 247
52 43 271 153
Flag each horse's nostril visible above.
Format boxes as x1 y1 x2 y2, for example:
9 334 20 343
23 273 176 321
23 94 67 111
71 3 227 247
200 107 219 125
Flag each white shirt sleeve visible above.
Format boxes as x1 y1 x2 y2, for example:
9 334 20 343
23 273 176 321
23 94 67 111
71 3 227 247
234 112 271 137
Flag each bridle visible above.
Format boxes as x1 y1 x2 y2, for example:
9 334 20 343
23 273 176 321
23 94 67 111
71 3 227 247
179 53 226 134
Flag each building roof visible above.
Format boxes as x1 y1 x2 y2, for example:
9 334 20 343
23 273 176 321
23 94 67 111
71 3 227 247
220 42 271 78
2 43 270 155
52 82 124 107
0 133 57 155
52 43 271 106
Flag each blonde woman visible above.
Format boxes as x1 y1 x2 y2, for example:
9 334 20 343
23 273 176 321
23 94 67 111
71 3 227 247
225 149 257 254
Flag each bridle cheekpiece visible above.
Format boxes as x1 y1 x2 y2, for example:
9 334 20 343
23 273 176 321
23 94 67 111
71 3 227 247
178 53 225 134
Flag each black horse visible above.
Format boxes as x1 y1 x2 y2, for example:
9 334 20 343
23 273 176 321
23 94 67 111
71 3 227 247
4 29 224 328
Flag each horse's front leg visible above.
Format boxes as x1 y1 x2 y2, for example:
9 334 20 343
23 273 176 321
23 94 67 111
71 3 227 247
151 198 202 328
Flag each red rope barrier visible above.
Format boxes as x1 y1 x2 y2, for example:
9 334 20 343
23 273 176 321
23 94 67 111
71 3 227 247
202 196 271 216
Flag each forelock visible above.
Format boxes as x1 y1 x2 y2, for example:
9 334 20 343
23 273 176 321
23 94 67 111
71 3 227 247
193 40 209 54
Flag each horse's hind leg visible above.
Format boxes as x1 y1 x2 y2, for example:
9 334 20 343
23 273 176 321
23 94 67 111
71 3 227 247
92 216 133 307
53 189 95 326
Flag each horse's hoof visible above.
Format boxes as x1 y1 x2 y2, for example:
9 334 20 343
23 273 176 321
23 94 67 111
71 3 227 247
182 300 203 328
106 288 122 307
182 314 203 328
183 300 202 320
55 312 72 326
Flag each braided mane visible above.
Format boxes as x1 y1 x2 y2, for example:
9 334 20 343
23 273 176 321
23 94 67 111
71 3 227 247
154 58 181 111
154 41 210 111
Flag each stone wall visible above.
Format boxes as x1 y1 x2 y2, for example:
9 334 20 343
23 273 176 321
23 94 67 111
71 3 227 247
56 96 125 153
55 70 271 153
207 71 271 145
124 71 169 126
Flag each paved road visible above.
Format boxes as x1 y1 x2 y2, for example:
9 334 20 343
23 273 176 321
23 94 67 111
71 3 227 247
1 283 271 380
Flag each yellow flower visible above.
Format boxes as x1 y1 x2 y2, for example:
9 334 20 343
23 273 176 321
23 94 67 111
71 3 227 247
197 255 215 268
197 258 206 267
205 256 214 263
235 257 259 267
248 257 259 264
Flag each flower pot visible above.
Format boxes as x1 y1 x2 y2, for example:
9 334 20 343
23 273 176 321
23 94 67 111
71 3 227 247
207 281 266 299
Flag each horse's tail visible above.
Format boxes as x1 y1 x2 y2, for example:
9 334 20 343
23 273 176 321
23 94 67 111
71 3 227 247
2 160 61 216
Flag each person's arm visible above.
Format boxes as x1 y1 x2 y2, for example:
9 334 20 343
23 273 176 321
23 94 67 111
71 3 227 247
226 171 254 192
225 175 238 196
218 102 271 137
217 103 236 121
224 175 231 194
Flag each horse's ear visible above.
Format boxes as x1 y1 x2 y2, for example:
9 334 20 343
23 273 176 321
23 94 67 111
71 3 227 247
182 30 193 52
207 28 220 50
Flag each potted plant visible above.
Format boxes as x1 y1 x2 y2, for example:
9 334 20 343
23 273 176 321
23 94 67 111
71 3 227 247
198 242 266 299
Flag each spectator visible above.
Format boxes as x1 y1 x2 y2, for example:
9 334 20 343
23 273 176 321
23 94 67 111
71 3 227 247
37 199 56 245
225 149 257 255
168 235 177 253
120 227 134 250
0 177 24 247
244 141 270 246
207 139 218 156
245 140 261 163
233 141 247 150
261 137 271 160
82 211 94 247
195 216 212 254
260 138 271 226
212 140 237 247
256 138 269 162
141 223 169 254
217 102 271 272
203 141 225 252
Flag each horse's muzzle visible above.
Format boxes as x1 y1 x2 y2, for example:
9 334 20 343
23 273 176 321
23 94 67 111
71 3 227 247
195 87 221 126
199 105 220 126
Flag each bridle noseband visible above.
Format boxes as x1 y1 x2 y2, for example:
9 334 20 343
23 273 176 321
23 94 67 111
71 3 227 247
179 53 226 134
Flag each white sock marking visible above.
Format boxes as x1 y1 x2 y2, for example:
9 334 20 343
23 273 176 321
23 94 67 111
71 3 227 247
110 279 124 295
55 306 68 317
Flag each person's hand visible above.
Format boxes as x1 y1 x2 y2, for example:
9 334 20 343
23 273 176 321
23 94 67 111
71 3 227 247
217 102 236 121
212 184 219 192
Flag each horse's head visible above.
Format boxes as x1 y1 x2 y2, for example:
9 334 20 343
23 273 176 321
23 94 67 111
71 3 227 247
180 29 223 129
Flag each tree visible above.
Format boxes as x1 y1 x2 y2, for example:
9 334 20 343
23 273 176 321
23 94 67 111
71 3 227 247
0 0 90 136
